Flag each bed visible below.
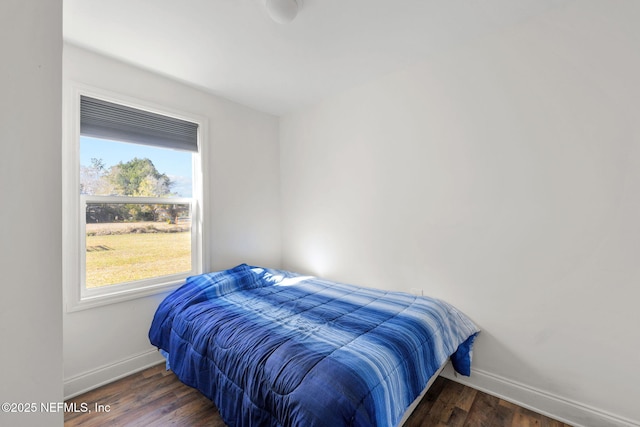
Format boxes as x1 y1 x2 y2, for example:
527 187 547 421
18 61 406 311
149 264 479 427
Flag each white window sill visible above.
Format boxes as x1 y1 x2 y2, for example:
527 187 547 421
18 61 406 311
66 276 186 313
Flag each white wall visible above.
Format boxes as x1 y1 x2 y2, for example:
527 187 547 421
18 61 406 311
0 1 64 426
63 44 281 397
280 2 640 426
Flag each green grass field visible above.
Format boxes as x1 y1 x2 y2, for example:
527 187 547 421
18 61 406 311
86 231 191 288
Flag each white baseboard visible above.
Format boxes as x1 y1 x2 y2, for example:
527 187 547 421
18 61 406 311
440 365 639 427
64 349 165 400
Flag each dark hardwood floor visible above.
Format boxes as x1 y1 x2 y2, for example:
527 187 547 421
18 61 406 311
64 364 572 426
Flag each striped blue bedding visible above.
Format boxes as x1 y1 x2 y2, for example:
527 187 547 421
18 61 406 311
149 264 479 427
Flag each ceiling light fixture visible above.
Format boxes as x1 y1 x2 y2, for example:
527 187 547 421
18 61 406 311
265 0 302 24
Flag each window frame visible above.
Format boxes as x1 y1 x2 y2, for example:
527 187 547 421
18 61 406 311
63 84 208 312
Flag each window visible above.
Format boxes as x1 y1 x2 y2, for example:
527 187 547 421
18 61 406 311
64 88 206 310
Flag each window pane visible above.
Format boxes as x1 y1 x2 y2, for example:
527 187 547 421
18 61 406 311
85 202 191 288
80 136 193 197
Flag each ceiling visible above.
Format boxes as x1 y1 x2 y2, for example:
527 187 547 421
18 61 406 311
64 0 570 116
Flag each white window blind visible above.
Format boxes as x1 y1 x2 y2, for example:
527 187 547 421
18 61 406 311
80 95 199 152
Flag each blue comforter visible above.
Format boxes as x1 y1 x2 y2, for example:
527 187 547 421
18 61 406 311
149 264 479 427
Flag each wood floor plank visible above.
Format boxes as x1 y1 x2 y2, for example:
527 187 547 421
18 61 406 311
454 384 478 413
446 406 469 427
64 365 573 426
465 391 506 427
422 380 460 425
511 411 542 427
